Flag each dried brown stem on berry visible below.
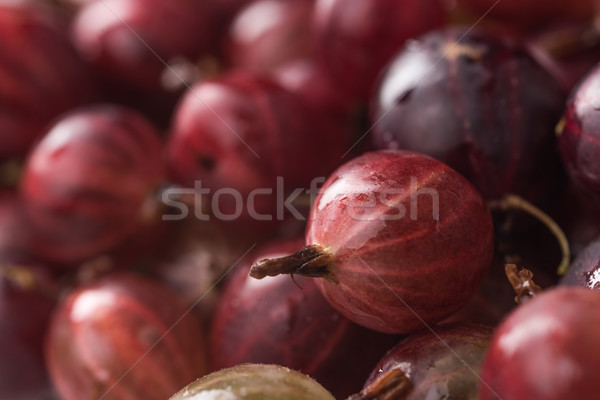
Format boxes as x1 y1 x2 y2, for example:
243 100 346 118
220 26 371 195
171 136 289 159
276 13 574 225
249 244 337 283
505 264 542 304
346 369 412 400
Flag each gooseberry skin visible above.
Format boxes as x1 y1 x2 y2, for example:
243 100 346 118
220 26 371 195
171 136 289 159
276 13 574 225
210 239 398 399
46 272 207 400
313 0 447 99
371 27 565 202
479 287 600 400
305 150 494 334
363 323 492 400
169 364 335 400
558 64 600 201
273 59 359 171
561 237 600 289
21 105 165 264
0 2 93 159
72 0 214 91
226 0 315 75
167 71 338 222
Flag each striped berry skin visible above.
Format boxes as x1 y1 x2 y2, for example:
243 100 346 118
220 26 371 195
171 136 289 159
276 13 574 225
313 0 447 99
21 105 165 265
210 238 398 399
167 71 342 224
0 3 93 160
371 27 565 202
558 65 600 201
362 323 492 400
45 273 207 400
305 150 494 334
72 0 215 91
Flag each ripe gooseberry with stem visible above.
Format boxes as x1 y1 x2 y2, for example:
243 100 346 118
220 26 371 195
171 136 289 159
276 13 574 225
370 26 565 204
210 238 399 399
250 150 494 334
169 364 335 400
348 322 493 400
21 105 165 265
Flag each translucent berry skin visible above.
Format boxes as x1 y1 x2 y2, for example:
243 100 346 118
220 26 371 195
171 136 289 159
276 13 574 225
46 273 207 400
0 3 93 159
210 239 398 399
313 0 447 99
21 105 165 264
364 323 492 400
306 150 494 334
170 364 335 400
480 287 600 400
371 27 565 202
72 0 215 91
558 64 600 201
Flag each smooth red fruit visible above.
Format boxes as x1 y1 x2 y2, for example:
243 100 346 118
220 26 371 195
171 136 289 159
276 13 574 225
558 62 600 201
226 0 315 74
210 238 398 399
358 323 492 400
251 150 494 334
72 0 215 91
480 287 600 400
46 272 207 400
0 265 56 400
371 26 565 202
313 0 447 99
0 2 93 159
21 105 165 265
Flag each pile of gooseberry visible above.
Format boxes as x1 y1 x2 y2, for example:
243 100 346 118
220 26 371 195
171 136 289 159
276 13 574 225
4 1 600 399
